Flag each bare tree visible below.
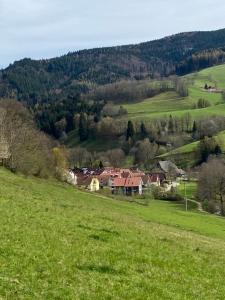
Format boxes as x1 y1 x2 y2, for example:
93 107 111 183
105 149 125 167
197 159 225 215
69 147 92 168
135 139 158 169
0 100 55 177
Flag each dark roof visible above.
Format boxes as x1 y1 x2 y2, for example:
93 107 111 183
77 176 92 186
141 175 150 185
158 161 185 176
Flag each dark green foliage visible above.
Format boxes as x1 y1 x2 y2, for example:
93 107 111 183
198 137 222 163
126 120 135 141
168 115 174 133
192 121 197 133
99 160 104 168
140 122 147 138
214 144 222 155
78 113 89 141
196 98 211 108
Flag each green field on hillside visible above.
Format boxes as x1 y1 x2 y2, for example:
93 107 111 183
1 168 225 299
121 64 225 120
160 130 225 160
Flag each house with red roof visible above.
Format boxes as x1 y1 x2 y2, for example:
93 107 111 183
112 177 143 196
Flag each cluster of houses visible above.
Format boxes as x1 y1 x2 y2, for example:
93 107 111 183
67 161 186 196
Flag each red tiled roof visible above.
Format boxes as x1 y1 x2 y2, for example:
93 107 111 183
125 177 142 187
113 177 142 187
112 178 127 187
121 172 131 178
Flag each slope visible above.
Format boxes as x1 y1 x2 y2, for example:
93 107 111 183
122 64 225 120
1 168 225 299
158 130 225 167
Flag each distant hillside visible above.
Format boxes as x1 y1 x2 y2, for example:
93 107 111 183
1 28 225 105
121 64 225 121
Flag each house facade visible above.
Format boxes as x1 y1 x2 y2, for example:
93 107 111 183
77 176 100 192
112 177 143 196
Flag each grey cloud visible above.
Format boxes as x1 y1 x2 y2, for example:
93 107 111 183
1 0 225 68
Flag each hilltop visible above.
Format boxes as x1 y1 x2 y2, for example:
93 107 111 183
0 31 225 169
1 28 225 105
1 167 225 299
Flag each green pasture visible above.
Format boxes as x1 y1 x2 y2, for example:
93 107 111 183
1 168 225 299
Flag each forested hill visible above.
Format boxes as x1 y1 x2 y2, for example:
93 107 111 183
1 28 225 105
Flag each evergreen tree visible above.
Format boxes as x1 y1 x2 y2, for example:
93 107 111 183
168 115 174 133
140 122 147 138
66 113 74 133
78 113 88 141
192 120 197 133
215 144 222 156
126 120 135 141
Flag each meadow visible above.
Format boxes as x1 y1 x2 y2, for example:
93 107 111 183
121 64 225 120
1 168 225 299
160 130 225 161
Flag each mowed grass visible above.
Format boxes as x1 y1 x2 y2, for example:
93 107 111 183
177 181 197 200
120 64 225 120
1 169 225 299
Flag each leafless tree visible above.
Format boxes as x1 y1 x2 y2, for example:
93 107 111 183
197 158 225 215
0 100 55 177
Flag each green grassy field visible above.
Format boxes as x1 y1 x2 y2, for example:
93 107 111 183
160 130 225 160
120 64 225 120
1 168 225 299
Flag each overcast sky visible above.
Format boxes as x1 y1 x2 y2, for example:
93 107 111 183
1 0 225 68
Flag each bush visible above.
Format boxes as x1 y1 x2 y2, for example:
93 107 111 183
152 186 183 201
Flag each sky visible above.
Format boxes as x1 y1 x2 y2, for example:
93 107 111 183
1 0 225 68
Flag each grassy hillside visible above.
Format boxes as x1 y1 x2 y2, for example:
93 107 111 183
1 168 225 299
160 130 225 166
121 64 225 120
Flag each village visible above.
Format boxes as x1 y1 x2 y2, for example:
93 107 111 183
67 160 186 196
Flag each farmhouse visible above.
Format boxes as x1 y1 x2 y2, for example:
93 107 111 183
68 165 180 195
77 176 100 192
151 161 185 180
112 177 143 195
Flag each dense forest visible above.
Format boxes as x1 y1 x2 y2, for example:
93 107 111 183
0 28 225 138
